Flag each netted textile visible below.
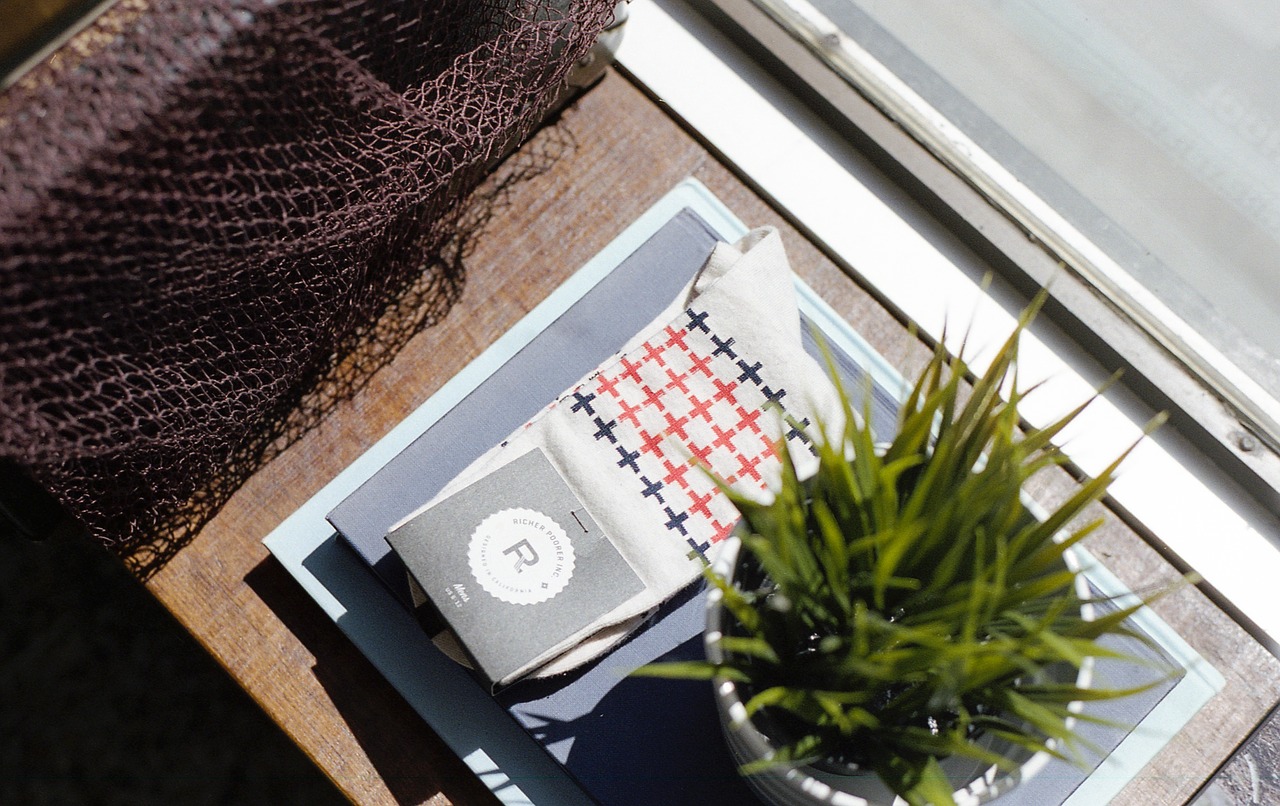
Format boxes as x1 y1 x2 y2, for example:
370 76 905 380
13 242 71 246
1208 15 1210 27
0 0 620 574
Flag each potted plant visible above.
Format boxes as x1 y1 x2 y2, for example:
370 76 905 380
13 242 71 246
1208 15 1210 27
640 298 1169 806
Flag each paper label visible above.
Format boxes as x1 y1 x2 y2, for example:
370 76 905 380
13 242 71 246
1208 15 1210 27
386 448 643 688
467 507 576 605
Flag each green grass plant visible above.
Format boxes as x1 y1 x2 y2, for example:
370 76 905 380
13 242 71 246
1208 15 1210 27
640 296 1171 806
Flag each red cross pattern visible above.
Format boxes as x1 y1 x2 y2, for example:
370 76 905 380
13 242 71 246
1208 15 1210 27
664 367 691 395
662 324 690 353
637 427 666 458
662 456 693 489
571 308 794 554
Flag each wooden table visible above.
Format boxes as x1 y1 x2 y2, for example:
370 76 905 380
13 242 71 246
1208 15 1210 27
142 70 1280 805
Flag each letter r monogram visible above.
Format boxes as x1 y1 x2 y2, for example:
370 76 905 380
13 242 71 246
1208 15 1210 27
502 539 540 573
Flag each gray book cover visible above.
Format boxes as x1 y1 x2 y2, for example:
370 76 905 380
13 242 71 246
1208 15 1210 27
386 448 645 691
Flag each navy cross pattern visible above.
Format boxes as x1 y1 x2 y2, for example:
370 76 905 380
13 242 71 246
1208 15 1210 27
785 414 816 451
685 308 710 333
571 391 596 415
593 416 618 444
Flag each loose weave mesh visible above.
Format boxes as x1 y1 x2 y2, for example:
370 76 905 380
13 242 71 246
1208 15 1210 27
0 0 619 575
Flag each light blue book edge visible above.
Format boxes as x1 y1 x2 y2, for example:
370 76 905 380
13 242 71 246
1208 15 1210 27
264 178 1224 805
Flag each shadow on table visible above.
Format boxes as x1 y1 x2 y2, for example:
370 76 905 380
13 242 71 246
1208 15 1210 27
504 631 760 805
0 527 346 806
245 558 501 806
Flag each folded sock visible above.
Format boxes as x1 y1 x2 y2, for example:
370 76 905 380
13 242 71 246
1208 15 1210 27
397 227 844 684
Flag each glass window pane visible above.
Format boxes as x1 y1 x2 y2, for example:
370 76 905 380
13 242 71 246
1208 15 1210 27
799 0 1280 413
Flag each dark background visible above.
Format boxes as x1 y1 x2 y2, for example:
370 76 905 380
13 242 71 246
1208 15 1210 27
1 526 346 805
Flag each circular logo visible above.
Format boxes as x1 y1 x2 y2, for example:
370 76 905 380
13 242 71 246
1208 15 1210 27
467 507 575 605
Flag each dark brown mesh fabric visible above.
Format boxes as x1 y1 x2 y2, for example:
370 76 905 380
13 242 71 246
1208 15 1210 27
0 0 619 574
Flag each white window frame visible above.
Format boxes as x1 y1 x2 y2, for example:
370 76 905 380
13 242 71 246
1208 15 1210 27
616 0 1280 649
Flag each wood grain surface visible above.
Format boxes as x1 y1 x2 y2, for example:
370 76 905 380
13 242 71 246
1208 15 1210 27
144 70 1280 805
